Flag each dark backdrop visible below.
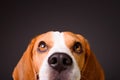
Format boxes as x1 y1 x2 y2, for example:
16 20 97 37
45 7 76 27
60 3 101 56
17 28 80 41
0 0 120 80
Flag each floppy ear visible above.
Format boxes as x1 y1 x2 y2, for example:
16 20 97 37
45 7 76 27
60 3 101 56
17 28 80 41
12 38 37 80
81 39 104 80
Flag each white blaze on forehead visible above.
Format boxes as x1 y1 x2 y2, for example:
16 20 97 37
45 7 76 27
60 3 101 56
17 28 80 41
51 31 71 53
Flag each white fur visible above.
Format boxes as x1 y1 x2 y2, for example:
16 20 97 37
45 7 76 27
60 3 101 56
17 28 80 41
39 31 81 80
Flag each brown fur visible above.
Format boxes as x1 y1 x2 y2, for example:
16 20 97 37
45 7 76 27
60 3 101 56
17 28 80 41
12 38 37 80
81 44 104 80
12 31 104 80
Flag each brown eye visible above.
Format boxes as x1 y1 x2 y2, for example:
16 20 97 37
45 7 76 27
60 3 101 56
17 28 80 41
38 41 48 52
73 42 83 53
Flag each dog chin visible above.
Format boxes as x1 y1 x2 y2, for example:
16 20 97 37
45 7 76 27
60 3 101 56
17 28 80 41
39 67 80 80
47 69 79 80
48 71 71 80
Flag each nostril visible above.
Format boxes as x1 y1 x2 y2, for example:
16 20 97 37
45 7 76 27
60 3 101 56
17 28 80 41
63 57 72 66
50 57 57 65
63 58 67 65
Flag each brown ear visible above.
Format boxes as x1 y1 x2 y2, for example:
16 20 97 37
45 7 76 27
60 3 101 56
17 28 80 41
12 38 36 80
81 40 104 80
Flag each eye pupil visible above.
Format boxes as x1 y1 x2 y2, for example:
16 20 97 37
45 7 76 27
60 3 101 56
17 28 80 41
75 44 79 49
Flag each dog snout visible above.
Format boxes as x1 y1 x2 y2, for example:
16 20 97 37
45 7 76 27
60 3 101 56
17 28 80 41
48 52 73 73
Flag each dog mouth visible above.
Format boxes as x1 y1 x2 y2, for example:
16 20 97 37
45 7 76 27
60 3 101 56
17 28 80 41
49 72 69 80
38 69 72 80
37 72 69 80
38 66 80 80
51 75 60 80
53 75 62 80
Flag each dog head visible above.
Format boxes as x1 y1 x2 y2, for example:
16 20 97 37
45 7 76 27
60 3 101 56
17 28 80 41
13 31 104 80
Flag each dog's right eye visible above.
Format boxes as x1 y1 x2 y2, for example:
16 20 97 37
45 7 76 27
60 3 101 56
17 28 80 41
38 41 48 52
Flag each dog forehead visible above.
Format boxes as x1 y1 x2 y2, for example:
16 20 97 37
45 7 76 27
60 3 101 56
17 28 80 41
51 31 83 45
51 31 84 41
35 31 85 48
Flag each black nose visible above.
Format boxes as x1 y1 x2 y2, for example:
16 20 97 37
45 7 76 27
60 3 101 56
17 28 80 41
48 52 73 73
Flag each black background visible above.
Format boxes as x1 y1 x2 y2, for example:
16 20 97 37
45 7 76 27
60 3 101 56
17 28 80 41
0 0 120 80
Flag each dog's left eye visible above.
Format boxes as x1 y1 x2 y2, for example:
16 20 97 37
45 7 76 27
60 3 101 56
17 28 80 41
73 42 83 54
38 41 48 52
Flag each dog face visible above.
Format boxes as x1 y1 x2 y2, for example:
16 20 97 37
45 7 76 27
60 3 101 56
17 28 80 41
32 31 88 80
13 31 104 80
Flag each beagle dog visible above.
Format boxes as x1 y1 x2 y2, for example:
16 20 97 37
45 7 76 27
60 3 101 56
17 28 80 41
12 31 104 80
